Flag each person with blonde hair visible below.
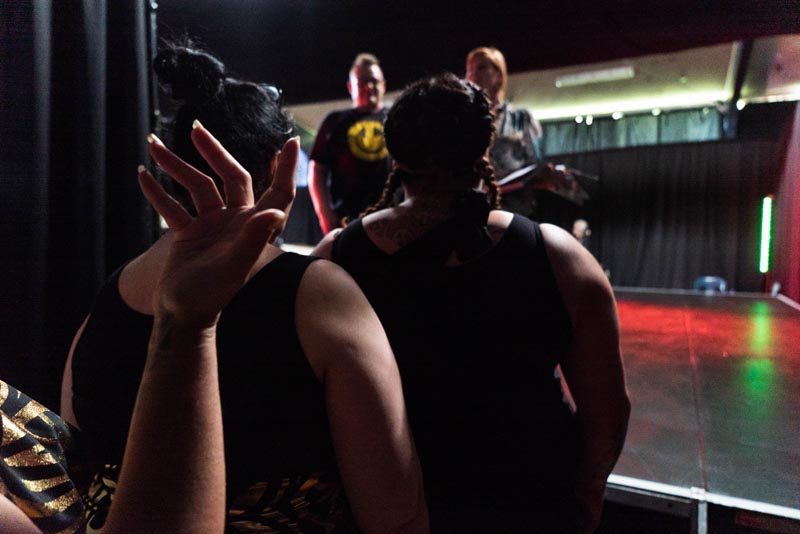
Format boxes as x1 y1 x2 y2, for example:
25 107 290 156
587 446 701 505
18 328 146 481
466 46 544 181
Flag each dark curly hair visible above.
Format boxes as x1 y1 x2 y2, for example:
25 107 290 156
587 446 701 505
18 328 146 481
153 39 293 206
362 73 500 217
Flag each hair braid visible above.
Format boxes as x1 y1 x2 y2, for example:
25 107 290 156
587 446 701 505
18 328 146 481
475 158 501 208
359 169 404 218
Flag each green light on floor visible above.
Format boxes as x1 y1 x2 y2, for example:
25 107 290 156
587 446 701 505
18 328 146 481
749 302 771 355
759 196 773 273
743 357 775 400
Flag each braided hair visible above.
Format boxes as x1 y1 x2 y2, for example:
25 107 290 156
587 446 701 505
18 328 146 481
153 39 293 207
362 73 501 217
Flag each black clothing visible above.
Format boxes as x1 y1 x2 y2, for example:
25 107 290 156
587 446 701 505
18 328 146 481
332 214 578 532
309 107 391 221
71 252 354 532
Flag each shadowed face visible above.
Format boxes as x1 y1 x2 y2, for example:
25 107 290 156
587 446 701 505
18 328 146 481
348 64 386 111
466 55 502 104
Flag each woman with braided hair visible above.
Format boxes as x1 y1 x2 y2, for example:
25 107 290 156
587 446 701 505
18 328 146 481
313 73 630 533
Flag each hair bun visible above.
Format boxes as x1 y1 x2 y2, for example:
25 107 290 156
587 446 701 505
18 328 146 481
154 45 225 104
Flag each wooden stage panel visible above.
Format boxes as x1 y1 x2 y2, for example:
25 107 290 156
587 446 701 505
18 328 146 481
613 290 800 515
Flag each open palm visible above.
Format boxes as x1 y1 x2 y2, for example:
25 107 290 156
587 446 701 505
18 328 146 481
139 123 298 327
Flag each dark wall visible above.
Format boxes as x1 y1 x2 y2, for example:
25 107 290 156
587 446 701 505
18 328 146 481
155 0 800 106
546 136 785 291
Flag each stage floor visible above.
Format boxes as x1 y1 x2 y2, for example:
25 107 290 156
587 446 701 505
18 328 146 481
610 289 800 520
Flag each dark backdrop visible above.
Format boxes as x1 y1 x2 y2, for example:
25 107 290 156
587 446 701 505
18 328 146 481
541 139 784 291
156 0 800 106
0 1 155 407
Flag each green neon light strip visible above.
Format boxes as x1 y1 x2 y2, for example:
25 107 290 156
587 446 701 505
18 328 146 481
759 196 773 274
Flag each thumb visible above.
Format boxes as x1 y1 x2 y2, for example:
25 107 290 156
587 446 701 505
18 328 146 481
231 210 286 269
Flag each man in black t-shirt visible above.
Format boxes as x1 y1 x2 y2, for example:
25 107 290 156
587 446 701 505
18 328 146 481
309 53 392 233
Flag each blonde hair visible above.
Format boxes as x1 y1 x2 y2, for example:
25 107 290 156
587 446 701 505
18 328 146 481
466 46 508 95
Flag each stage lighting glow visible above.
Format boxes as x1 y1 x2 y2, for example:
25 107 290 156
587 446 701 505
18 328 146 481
759 196 773 274
555 66 635 88
575 116 583 124
743 357 775 402
585 115 594 126
533 90 727 121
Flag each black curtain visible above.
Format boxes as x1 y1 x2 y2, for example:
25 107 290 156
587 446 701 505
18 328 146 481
0 1 155 408
538 139 783 291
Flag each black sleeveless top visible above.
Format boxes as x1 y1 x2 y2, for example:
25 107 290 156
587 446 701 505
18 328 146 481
71 252 354 533
333 215 578 529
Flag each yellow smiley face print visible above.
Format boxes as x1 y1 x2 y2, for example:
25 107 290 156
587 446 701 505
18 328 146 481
347 119 388 162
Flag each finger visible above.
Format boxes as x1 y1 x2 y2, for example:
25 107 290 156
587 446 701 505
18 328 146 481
229 209 286 272
147 133 224 214
190 120 254 208
137 165 192 230
255 136 298 215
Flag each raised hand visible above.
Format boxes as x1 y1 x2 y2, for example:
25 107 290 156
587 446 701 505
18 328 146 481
139 121 299 327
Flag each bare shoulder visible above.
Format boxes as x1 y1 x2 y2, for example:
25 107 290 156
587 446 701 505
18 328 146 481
294 259 389 379
297 258 363 305
539 223 614 314
487 209 513 242
311 228 343 260
118 232 173 314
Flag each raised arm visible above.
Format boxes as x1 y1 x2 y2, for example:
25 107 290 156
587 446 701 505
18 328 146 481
296 260 428 533
539 223 630 534
102 124 299 534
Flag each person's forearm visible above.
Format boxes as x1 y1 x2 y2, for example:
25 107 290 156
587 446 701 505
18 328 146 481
574 394 630 483
308 162 339 233
571 382 629 533
102 315 226 534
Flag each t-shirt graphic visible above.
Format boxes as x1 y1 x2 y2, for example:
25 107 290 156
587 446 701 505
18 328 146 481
347 119 388 162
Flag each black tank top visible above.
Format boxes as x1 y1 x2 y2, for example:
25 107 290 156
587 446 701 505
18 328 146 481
71 252 354 532
333 215 577 522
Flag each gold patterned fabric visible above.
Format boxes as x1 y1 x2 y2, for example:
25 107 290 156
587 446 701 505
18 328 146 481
81 463 354 534
0 380 85 534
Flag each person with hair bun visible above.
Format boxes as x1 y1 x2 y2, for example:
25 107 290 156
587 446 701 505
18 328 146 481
61 42 427 533
312 73 630 533
1 120 295 534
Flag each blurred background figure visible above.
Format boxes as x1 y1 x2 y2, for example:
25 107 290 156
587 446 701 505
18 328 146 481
308 53 392 233
466 46 591 219
572 218 591 247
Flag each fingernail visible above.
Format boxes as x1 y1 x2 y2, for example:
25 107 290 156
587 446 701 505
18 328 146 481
147 133 163 145
192 119 202 130
137 164 146 174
